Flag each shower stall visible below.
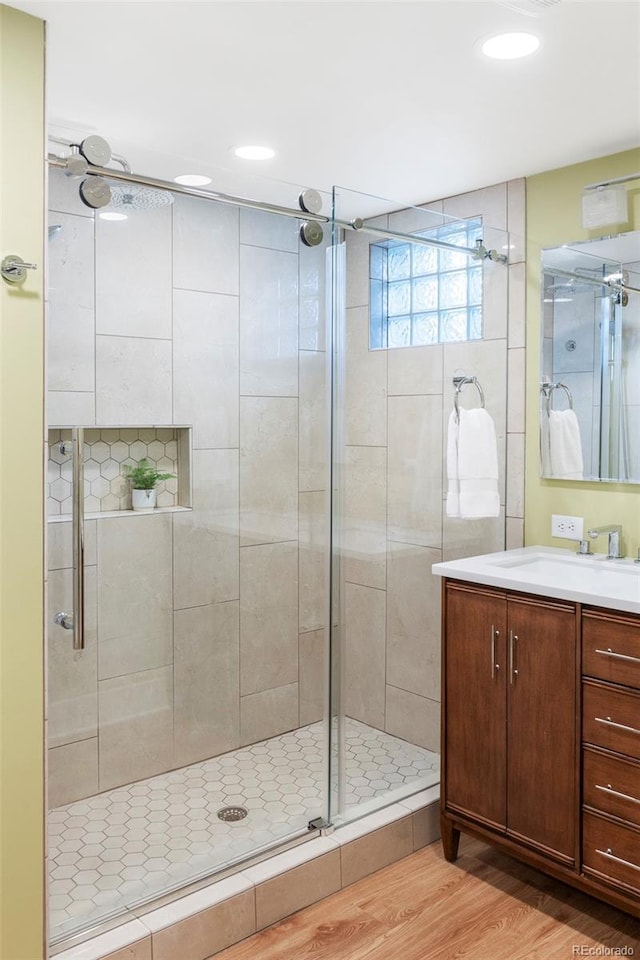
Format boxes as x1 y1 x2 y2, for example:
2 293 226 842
45 143 513 949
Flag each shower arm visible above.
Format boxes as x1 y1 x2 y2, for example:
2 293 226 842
46 153 509 264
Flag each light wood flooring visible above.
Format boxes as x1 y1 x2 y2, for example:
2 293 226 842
212 835 640 960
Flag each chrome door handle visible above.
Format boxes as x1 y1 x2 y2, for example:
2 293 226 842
491 626 500 679
509 630 518 684
1 254 38 284
595 647 640 665
54 427 85 650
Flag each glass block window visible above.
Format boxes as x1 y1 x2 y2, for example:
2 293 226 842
369 218 483 349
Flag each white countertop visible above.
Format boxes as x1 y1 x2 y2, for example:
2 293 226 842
432 545 640 615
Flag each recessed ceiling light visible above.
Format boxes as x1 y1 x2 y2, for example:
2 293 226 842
99 211 128 221
174 174 212 186
233 145 276 161
481 32 540 59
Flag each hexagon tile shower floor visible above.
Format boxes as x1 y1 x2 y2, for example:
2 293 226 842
48 718 438 940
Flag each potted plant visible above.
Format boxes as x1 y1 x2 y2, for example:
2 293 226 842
123 457 176 511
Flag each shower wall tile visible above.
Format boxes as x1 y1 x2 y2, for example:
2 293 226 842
240 541 298 697
299 350 328 492
506 516 524 550
240 682 299 747
507 347 526 433
482 258 508 341
442 506 506 562
345 228 374 309
97 514 173 680
343 446 387 590
388 202 444 235
387 395 443 549
299 491 326 635
385 685 440 753
48 390 95 427
299 240 327 352
299 629 325 726
47 211 95 391
173 195 239 295
344 583 386 730
47 566 97 748
506 432 525 519
174 600 240 767
387 344 443 397
96 206 172 339
345 306 387 447
48 518 97 570
173 289 239 449
98 665 174 790
173 449 239 610
386 543 441 702
240 397 298 546
240 207 299 253
443 182 508 231
507 177 526 264
48 737 99 808
239 245 299 396
508 261 526 349
95 335 172 425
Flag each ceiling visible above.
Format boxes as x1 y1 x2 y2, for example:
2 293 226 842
8 0 640 212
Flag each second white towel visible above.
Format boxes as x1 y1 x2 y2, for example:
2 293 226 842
447 407 500 519
548 408 583 479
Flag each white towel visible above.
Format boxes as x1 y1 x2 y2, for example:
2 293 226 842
548 409 583 479
447 408 500 519
540 409 552 477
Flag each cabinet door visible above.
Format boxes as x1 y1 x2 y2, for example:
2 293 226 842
507 597 576 863
445 583 507 831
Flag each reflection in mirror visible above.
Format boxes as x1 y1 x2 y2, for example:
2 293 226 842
540 231 640 482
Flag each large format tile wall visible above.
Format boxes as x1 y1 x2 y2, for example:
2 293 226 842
47 171 328 806
341 180 526 752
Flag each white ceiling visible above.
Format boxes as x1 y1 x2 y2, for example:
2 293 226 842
8 0 640 212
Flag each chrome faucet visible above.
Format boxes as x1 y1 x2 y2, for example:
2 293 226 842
588 524 623 559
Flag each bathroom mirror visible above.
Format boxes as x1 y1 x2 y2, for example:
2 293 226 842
540 230 640 483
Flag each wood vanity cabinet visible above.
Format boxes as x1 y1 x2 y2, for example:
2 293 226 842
442 580 577 866
441 579 640 917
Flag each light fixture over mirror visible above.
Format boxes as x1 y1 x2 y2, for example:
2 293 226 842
540 231 640 483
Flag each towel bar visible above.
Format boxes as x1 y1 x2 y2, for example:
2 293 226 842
453 376 485 421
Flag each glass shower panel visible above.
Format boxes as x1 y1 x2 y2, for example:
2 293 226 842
46 166 331 944
329 185 510 826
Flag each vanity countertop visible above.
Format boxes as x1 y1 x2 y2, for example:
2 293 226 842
432 545 640 615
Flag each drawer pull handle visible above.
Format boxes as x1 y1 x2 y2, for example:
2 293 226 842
596 847 640 873
595 716 640 736
595 783 640 805
595 647 640 665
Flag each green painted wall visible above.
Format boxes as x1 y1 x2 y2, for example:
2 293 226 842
525 147 640 551
0 5 45 959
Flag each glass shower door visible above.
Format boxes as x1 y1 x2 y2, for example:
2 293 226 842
46 165 332 945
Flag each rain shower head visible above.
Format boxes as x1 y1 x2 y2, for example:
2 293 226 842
108 184 174 210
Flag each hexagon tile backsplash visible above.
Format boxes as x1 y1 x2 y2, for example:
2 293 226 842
48 428 181 517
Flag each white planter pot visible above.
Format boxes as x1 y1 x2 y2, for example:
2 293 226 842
132 488 157 511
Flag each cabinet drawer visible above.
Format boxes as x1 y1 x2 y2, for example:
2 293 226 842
583 748 640 828
583 682 640 761
583 611 640 689
583 811 640 895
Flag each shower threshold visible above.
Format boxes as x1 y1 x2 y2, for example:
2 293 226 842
49 718 439 944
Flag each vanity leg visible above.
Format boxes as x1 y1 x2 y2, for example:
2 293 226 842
441 814 460 862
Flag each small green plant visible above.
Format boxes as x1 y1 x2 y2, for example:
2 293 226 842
123 457 176 490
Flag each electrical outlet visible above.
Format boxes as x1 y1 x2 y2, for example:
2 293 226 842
551 514 584 541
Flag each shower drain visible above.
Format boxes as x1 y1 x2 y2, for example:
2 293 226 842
217 805 249 822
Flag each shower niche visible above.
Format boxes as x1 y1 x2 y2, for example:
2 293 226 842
47 425 192 519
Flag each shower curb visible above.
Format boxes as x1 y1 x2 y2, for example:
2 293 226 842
51 787 439 960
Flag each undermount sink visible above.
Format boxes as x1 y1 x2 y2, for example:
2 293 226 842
432 546 640 614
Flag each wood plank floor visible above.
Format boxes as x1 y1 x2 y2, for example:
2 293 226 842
212 836 640 960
